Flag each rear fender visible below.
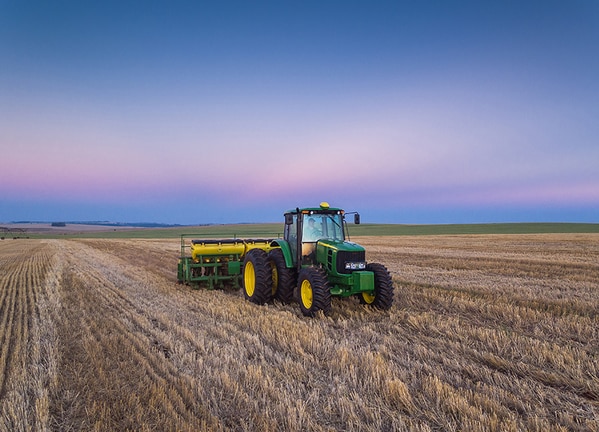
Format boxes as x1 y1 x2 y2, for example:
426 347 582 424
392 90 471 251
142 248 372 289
270 240 294 268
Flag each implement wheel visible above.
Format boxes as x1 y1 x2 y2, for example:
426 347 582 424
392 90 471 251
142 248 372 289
243 249 272 305
296 267 331 317
360 262 394 310
268 249 296 303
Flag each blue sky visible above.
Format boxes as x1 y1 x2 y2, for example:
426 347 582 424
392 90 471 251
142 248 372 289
1 1 598 224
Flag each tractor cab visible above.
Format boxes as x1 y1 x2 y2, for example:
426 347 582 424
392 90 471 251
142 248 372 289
284 202 356 268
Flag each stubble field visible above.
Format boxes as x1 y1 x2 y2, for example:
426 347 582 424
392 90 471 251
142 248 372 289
0 234 597 431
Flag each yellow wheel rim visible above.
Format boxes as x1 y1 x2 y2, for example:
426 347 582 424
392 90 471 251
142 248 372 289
300 279 313 309
362 291 376 304
244 261 255 297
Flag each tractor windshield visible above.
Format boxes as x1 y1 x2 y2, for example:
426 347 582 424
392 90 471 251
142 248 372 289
303 213 344 242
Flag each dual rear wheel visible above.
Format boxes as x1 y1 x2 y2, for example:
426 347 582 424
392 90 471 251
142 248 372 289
242 248 296 305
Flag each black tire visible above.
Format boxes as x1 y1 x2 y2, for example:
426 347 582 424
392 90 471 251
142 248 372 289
242 249 272 305
360 262 394 310
296 267 331 317
268 249 296 303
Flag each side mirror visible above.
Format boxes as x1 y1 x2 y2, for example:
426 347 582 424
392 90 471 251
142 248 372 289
354 213 360 224
285 214 294 225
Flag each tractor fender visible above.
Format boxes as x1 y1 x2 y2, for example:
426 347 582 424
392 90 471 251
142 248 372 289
270 240 294 268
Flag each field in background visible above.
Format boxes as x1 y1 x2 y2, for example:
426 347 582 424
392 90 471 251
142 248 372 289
8 222 599 239
0 234 597 430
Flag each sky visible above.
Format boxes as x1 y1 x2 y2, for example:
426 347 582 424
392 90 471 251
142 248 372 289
1 0 598 224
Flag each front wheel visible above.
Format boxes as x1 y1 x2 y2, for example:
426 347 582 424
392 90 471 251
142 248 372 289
242 249 272 305
296 267 331 317
360 263 394 310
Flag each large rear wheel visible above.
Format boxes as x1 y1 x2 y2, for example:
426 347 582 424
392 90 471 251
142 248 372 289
360 262 394 310
268 249 296 303
243 249 272 305
296 267 331 317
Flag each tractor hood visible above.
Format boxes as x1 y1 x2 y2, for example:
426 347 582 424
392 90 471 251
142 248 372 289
316 239 366 253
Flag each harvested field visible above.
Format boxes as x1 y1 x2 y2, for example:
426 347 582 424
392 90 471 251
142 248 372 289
0 234 597 431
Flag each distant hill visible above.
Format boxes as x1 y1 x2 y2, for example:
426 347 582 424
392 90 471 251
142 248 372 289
9 221 184 228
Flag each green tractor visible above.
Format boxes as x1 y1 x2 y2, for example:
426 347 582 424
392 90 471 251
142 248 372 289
243 202 394 316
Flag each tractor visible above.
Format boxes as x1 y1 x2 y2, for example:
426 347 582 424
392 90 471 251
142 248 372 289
242 202 394 316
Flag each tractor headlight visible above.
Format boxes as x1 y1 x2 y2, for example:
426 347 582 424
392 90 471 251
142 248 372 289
344 261 366 270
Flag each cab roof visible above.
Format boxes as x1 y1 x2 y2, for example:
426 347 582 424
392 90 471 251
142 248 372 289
285 202 344 215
